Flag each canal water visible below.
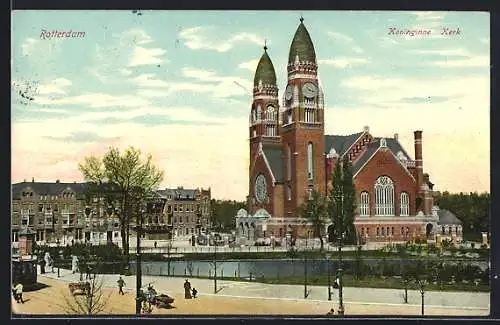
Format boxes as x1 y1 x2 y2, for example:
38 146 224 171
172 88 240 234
129 258 489 279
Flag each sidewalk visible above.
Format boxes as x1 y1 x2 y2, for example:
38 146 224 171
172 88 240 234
39 267 489 311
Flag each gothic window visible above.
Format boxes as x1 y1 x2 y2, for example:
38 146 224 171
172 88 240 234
266 106 275 120
307 142 313 180
287 109 293 124
286 144 291 181
359 192 370 216
256 105 262 120
305 108 315 122
400 192 409 216
374 176 395 216
266 125 276 137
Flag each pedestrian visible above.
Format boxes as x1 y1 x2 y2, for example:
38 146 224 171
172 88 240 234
326 308 335 316
117 276 125 295
191 287 198 298
154 241 157 249
13 282 24 304
184 279 192 299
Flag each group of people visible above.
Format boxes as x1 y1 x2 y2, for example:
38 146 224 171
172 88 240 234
183 279 197 299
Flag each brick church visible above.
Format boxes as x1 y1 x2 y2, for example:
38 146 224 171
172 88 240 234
235 18 439 245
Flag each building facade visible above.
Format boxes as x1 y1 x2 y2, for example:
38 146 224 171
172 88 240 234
11 180 211 247
236 18 439 245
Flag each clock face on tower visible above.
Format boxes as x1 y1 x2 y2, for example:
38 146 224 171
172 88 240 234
254 174 267 204
302 82 318 98
285 85 293 101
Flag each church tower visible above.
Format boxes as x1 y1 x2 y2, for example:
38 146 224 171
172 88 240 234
281 17 325 216
248 44 280 210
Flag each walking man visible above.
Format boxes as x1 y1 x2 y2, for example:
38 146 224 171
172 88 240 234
13 282 24 304
117 276 125 295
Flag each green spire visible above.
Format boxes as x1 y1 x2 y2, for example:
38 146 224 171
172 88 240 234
288 17 317 64
253 45 277 87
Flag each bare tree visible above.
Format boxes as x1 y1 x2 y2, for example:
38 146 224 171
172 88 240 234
61 271 112 315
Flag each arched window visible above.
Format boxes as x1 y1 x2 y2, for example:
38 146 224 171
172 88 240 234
400 192 409 216
252 109 256 122
359 192 370 216
256 105 261 120
307 142 313 180
286 144 291 181
376 227 380 237
374 176 395 216
266 106 275 120
287 186 291 201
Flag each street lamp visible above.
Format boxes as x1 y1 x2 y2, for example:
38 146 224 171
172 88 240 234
337 230 346 316
419 279 427 315
326 253 332 300
135 206 146 315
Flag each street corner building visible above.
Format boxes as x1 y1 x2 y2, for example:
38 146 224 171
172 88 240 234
235 18 461 246
11 180 212 249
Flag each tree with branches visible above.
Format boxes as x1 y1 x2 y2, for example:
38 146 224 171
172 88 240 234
62 267 111 315
78 146 164 268
298 189 328 251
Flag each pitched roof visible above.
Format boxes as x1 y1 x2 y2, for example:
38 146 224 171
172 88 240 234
324 132 364 156
158 188 197 200
12 181 88 199
352 140 380 174
351 137 413 175
262 145 284 183
288 20 317 64
254 48 277 87
437 209 462 225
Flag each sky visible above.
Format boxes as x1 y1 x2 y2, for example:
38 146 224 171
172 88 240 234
11 10 490 200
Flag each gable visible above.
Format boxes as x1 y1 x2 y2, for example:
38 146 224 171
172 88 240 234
354 144 416 182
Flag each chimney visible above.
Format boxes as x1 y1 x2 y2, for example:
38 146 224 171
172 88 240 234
363 125 370 133
394 133 399 140
414 130 424 192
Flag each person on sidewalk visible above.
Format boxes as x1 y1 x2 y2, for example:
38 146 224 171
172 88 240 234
184 279 192 299
326 308 335 316
117 276 125 295
191 287 198 298
13 282 24 304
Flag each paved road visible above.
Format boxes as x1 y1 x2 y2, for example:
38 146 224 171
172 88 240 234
39 267 489 311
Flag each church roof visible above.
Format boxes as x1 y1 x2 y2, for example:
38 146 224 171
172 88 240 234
325 132 364 156
437 209 462 225
262 145 284 183
254 48 277 87
350 137 413 175
352 140 380 174
288 19 317 64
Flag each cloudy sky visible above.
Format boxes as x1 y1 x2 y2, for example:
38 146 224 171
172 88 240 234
11 10 490 200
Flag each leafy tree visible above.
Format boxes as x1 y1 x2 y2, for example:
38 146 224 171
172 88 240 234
78 146 164 266
211 199 246 231
327 156 357 245
434 191 490 241
298 189 328 251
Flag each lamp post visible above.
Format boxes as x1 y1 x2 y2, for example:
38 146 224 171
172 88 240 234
135 206 146 315
213 226 218 294
419 279 426 315
304 247 308 299
333 187 345 316
326 253 332 300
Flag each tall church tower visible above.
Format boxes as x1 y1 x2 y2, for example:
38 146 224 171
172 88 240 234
248 45 280 210
281 17 325 216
